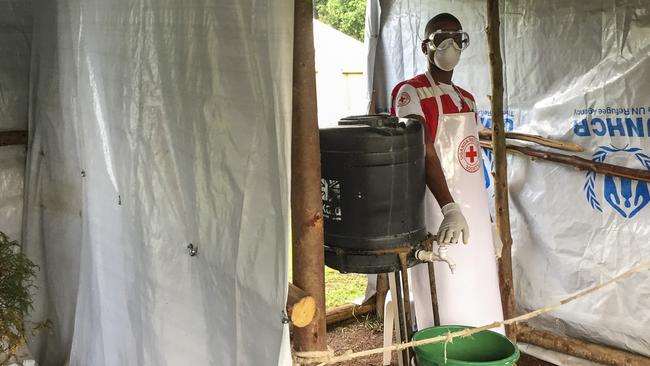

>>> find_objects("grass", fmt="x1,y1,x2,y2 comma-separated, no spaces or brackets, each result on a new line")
288,244,368,309
324,267,367,308
289,262,368,309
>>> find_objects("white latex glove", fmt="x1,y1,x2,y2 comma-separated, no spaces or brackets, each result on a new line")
437,202,470,244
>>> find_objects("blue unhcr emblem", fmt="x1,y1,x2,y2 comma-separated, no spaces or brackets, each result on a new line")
482,148,494,189
479,114,513,190
583,145,650,218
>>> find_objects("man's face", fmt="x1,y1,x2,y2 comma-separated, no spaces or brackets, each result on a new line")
428,20,463,48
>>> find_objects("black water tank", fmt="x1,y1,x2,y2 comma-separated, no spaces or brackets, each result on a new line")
320,115,427,274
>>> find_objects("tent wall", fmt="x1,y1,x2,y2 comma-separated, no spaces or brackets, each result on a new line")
24,1,293,365
369,0,650,357
0,0,31,240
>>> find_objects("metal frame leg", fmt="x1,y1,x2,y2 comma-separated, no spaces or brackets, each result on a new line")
427,262,440,326
394,270,410,365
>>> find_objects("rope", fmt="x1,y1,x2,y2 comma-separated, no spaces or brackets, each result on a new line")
292,348,335,365
293,259,650,365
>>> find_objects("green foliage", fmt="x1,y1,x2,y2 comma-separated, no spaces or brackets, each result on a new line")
0,232,37,360
315,0,366,42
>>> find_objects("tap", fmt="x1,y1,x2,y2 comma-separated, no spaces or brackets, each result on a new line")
415,243,456,274
436,245,456,273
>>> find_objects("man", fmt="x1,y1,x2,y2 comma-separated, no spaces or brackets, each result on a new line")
391,13,504,332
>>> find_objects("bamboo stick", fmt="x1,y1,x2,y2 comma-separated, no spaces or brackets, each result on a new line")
479,128,584,152
480,140,650,183
486,0,517,340
0,130,27,147
518,324,650,366
291,0,327,352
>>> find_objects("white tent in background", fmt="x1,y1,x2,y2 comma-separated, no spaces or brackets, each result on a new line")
313,19,368,128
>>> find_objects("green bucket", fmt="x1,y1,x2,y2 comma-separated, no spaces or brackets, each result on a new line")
412,325,520,366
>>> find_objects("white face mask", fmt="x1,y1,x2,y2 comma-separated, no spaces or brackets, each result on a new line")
428,38,461,71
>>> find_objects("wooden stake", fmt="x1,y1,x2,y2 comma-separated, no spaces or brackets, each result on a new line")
375,273,389,319
0,131,27,147
292,0,327,352
480,140,650,183
287,283,317,328
479,128,584,152
518,324,650,366
486,0,517,340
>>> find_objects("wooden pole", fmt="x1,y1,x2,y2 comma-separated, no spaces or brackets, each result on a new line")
486,0,517,340
518,324,650,366
479,128,584,152
480,140,650,183
326,303,375,326
291,0,327,352
375,273,388,319
0,131,27,147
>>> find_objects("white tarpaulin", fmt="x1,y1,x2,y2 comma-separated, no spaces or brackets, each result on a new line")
369,0,650,357
0,0,30,240
22,1,293,365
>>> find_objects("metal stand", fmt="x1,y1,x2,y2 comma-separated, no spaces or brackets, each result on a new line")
399,252,417,366
427,262,441,326
384,236,443,366
390,251,417,366
335,235,443,366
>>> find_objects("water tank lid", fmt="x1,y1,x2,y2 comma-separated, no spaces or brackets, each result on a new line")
320,114,423,153
338,114,399,127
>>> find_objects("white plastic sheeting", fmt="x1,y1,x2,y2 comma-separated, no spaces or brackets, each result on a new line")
24,1,293,365
0,146,25,239
369,0,650,357
0,0,31,240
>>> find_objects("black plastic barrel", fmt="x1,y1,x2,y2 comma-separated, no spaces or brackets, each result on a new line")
320,115,427,273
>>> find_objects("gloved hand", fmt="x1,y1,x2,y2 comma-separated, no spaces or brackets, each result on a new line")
437,202,469,244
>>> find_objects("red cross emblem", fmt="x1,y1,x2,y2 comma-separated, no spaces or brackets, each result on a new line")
457,136,480,173
397,92,411,107
465,145,478,163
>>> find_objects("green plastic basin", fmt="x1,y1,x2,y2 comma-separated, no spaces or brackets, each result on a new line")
413,325,520,366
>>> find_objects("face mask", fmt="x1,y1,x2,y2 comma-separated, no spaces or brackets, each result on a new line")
428,38,462,71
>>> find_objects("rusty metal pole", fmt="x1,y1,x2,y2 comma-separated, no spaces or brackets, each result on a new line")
291,0,328,353
486,0,517,340
427,263,440,326
398,253,414,365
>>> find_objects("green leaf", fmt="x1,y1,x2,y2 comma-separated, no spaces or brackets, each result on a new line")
0,232,38,358
315,0,366,42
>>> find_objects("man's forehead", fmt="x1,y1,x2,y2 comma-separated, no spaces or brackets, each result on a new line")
429,20,462,34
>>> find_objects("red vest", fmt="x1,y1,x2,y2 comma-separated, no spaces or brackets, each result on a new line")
390,74,476,141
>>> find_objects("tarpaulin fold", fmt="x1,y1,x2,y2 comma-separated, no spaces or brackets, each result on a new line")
22,1,294,365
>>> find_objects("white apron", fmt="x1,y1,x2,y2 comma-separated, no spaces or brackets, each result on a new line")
410,79,505,334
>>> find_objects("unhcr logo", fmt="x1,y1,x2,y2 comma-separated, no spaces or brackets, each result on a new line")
584,145,650,218
479,109,515,189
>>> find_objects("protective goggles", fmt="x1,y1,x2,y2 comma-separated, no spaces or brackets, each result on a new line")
426,30,470,51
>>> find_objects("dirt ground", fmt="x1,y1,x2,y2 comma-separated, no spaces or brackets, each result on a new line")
327,316,397,366
326,317,556,366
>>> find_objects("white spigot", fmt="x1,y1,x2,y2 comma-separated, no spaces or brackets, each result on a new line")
436,245,456,274
415,243,456,274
